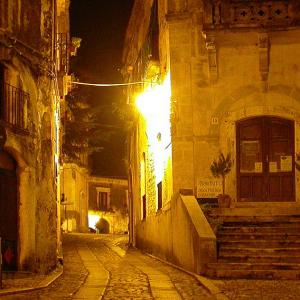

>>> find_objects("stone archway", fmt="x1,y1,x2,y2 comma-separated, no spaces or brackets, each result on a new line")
213,86,300,203
0,150,18,271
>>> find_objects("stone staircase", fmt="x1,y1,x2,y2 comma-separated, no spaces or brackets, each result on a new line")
205,215,300,279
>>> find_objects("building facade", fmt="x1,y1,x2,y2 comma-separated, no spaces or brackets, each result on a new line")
0,0,70,273
60,163,89,233
123,0,300,275
88,176,129,234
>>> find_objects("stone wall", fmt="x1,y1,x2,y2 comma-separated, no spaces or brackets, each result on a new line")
192,21,300,205
136,194,216,274
166,0,300,205
60,163,89,232
3,58,58,273
123,0,300,273
88,177,129,234
0,0,70,273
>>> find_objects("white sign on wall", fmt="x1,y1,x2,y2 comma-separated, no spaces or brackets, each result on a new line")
197,179,222,198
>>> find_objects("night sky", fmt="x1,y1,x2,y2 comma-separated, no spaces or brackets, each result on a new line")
70,0,134,177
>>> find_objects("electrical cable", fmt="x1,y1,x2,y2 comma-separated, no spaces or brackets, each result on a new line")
71,81,151,87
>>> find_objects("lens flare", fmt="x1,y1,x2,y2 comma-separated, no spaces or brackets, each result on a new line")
136,73,172,183
88,211,101,229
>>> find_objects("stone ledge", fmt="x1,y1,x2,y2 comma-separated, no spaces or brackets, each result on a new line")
0,265,63,296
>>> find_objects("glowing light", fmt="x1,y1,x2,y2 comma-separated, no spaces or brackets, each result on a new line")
136,73,172,183
88,211,101,229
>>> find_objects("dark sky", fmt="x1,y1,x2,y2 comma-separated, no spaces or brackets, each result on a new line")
70,0,134,177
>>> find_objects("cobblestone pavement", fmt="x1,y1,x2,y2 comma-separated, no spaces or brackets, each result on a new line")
211,279,300,300
3,234,300,299
0,234,88,299
75,234,214,299
0,233,215,299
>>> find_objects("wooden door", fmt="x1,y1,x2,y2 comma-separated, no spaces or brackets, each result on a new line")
0,167,18,270
237,117,294,202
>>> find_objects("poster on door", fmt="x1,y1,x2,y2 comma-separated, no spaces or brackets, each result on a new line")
269,161,277,173
280,156,292,172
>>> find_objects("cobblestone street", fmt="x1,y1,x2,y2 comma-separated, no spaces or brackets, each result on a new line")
0,233,214,299
3,233,300,299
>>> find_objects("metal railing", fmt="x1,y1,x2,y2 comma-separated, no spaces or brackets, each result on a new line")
1,82,29,130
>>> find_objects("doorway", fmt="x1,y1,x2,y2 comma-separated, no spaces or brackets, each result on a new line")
0,151,18,270
237,117,295,202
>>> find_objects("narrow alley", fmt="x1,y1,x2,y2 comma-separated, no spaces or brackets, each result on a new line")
0,234,214,300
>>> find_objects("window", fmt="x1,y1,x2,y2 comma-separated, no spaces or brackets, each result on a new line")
97,192,109,211
157,181,162,210
142,195,146,220
0,64,29,130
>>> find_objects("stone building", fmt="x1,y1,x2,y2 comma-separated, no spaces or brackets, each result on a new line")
123,0,300,278
88,176,128,234
60,163,89,233
0,0,70,273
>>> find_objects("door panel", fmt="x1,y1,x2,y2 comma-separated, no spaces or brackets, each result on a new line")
0,168,18,270
282,176,294,198
240,176,251,198
237,118,264,201
253,176,264,199
237,117,294,202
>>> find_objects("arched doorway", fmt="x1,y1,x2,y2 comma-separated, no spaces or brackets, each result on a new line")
0,151,18,270
237,117,295,202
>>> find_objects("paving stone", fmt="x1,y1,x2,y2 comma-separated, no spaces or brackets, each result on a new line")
0,233,214,299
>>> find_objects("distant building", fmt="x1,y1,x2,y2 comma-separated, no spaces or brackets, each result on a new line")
123,0,300,278
88,176,128,234
60,163,89,233
0,0,71,273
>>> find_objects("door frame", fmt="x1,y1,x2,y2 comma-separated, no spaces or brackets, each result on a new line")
236,116,295,202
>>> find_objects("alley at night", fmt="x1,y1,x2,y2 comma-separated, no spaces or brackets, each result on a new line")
2,0,300,299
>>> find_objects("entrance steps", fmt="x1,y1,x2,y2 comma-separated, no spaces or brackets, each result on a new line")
205,213,300,279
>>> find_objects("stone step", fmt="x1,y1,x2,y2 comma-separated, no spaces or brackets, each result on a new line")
219,239,300,248
217,232,300,241
218,254,300,263
222,217,300,226
211,214,300,279
219,215,300,224
219,246,300,257
205,266,300,280
206,262,300,271
219,226,300,234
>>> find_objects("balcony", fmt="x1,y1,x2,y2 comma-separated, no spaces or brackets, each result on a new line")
0,82,29,132
204,1,300,30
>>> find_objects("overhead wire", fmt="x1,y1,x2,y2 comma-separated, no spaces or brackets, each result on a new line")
70,81,150,87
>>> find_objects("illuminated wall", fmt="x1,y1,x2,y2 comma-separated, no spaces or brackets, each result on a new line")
136,73,173,217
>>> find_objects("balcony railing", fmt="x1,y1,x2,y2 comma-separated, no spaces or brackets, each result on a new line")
0,82,29,131
204,1,300,29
